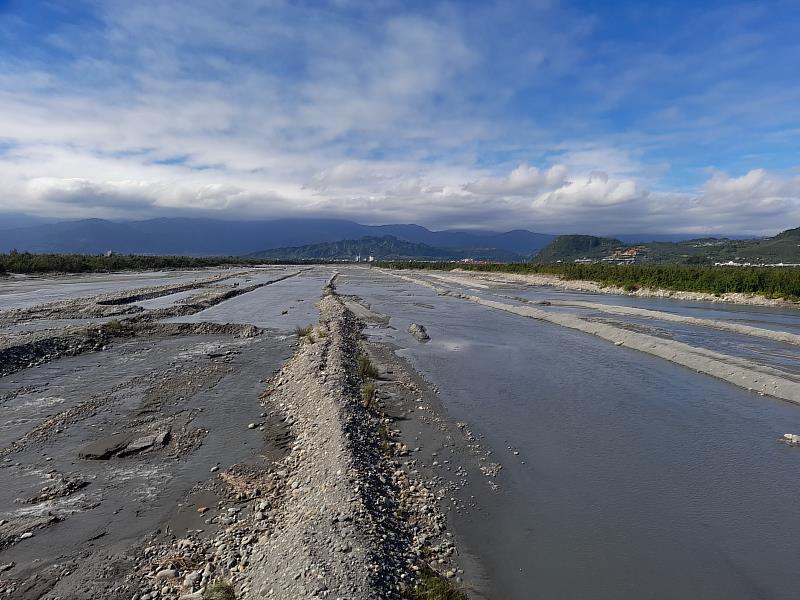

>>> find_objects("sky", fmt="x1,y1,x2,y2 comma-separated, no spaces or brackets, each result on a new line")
0,0,798,235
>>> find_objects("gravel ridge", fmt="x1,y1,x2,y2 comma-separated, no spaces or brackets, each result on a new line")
242,290,412,599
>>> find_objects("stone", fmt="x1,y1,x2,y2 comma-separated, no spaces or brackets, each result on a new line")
407,323,430,342
155,568,178,580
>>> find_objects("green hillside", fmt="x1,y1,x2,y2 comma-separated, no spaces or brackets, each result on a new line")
533,235,624,263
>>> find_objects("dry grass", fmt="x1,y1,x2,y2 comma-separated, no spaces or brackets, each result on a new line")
361,381,377,409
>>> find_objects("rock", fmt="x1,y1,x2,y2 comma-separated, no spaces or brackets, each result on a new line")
210,466,220,473
783,433,800,445
119,430,170,456
0,562,14,572
78,432,135,460
19,532,34,540
407,323,430,342
248,423,257,429
155,568,178,580
197,506,209,514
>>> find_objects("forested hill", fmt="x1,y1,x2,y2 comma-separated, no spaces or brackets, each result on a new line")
532,228,800,265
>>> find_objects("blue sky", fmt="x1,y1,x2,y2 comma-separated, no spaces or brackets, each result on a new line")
0,0,798,234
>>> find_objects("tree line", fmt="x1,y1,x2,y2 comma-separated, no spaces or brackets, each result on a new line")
0,252,288,274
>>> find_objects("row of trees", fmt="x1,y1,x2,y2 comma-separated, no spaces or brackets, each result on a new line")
376,261,800,300
0,252,267,274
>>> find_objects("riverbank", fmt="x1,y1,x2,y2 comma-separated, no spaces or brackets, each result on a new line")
450,269,800,308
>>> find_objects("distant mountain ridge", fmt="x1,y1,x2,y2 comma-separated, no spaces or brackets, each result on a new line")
0,217,552,256
248,235,524,261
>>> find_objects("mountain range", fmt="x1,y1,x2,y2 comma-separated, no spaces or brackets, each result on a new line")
0,217,552,256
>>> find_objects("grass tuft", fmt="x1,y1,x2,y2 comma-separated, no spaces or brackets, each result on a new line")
358,354,379,380
203,579,236,600
294,324,313,337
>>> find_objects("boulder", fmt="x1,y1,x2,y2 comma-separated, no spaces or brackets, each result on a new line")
407,323,430,342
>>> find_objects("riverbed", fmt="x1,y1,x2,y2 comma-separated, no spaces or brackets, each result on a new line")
3,265,800,599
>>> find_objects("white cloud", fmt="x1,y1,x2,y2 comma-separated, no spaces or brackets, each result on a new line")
465,165,567,196
0,1,797,236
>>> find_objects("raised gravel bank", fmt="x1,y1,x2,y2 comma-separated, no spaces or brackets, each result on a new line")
240,288,462,599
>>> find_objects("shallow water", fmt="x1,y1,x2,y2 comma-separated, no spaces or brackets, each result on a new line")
339,268,800,600
0,270,238,311
167,269,335,332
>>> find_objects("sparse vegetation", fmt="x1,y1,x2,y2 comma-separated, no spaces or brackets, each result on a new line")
378,261,800,300
358,354,380,380
404,565,467,600
102,319,124,334
294,324,313,338
361,381,377,409
377,420,391,452
203,579,236,600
